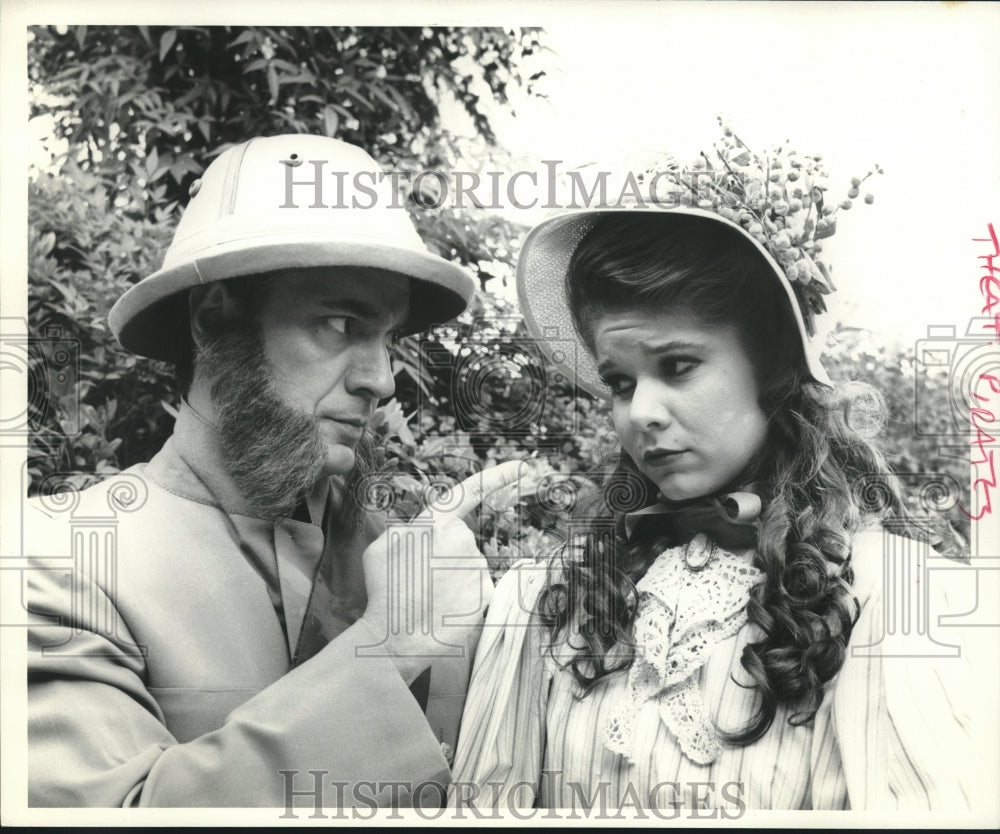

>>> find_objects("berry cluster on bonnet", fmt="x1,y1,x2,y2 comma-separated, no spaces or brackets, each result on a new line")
638,117,880,338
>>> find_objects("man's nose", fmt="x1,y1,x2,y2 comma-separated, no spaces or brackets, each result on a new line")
346,341,396,400
628,377,673,431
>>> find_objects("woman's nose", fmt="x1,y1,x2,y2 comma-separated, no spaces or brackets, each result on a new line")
628,377,673,431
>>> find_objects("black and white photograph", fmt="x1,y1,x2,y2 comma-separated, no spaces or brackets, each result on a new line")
2,0,998,827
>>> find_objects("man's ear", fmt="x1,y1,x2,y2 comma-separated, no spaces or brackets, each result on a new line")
189,283,234,349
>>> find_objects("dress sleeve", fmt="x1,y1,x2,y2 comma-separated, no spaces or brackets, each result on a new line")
448,559,553,809
810,530,976,811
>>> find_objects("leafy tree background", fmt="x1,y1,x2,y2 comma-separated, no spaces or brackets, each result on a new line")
27,24,970,567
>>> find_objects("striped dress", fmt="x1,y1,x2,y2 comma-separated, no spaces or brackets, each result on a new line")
450,528,974,811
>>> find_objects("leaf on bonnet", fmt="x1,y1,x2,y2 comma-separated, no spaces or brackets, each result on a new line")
814,218,837,240
815,259,837,291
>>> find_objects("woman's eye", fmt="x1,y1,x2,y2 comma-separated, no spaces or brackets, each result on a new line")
661,358,698,378
599,374,634,397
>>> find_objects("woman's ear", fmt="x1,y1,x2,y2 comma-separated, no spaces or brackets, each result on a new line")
189,283,231,349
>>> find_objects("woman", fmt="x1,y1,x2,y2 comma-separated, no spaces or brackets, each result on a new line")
450,207,973,811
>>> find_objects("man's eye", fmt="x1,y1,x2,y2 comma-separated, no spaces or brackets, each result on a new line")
323,316,351,334
386,330,401,350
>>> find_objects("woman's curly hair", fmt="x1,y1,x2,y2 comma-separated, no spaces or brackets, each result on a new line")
537,213,916,743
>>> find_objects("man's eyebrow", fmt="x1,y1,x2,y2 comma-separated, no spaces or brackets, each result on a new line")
318,298,378,317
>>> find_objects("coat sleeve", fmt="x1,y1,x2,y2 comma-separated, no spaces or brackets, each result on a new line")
448,559,553,809
27,541,450,808
809,530,978,811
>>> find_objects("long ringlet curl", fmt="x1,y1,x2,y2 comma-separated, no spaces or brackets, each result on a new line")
536,213,919,740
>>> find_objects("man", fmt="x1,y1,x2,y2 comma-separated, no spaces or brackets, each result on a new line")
26,134,517,808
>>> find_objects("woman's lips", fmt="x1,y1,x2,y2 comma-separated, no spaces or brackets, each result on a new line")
642,449,687,467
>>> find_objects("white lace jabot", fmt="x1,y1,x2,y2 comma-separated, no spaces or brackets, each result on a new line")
603,533,764,765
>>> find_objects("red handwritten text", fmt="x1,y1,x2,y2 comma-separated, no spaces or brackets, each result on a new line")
962,223,1000,519
964,372,999,520
974,222,1000,340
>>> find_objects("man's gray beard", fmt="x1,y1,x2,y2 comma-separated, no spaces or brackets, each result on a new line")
195,321,374,530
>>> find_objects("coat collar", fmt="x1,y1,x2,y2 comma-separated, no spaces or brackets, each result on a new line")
143,400,367,660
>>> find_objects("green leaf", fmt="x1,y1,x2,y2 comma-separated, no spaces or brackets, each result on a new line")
369,87,397,110
172,81,208,110
342,86,374,111
242,58,269,74
159,29,177,63
321,104,339,137
267,64,279,104
80,403,101,430
228,29,257,48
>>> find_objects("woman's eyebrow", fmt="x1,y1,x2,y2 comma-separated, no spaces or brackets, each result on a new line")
641,339,704,354
597,339,703,360
596,340,705,375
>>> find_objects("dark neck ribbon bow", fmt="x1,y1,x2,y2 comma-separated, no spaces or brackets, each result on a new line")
623,491,762,550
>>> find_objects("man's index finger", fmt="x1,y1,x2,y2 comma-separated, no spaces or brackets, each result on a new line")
445,460,528,519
